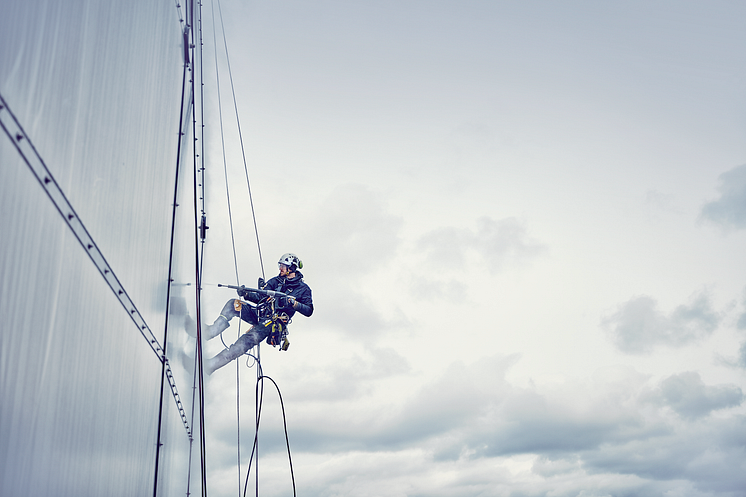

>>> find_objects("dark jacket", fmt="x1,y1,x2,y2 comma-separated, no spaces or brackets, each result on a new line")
248,271,313,321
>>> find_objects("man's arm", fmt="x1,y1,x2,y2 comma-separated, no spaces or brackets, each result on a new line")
291,285,313,317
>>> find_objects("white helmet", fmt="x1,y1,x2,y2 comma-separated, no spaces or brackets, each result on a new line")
278,253,302,272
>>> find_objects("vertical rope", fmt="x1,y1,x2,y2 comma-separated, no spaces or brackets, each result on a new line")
210,0,240,286
184,1,209,494
152,25,193,497
215,0,265,281
195,1,210,494
207,1,244,493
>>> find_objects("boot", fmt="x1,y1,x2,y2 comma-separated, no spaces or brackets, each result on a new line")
204,338,248,375
204,326,260,375
200,299,240,340
202,315,230,340
205,348,233,375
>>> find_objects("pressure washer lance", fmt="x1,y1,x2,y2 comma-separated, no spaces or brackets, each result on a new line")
217,283,292,351
217,283,294,303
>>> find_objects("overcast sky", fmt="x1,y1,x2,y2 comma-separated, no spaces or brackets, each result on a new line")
4,1,745,496
181,1,746,496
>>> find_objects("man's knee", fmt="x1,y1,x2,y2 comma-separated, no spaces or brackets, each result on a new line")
231,330,259,355
219,299,240,320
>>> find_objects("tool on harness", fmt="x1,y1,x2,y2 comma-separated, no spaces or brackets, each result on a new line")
252,308,290,351
265,315,290,351
218,283,293,351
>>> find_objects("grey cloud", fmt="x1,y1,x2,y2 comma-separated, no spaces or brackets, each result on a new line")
313,284,394,338
531,455,582,477
738,313,746,330
476,217,547,268
737,287,746,330
602,292,720,354
409,276,469,303
581,417,746,493
366,357,659,459
644,189,680,214
417,216,546,274
304,183,403,276
283,354,746,495
283,346,411,403
700,164,746,231
465,389,669,460
296,184,407,339
738,341,746,369
386,356,520,450
206,346,414,457
283,355,520,454
713,341,746,371
417,226,472,270
642,371,743,419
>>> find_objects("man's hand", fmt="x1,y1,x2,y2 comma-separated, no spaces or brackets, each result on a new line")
237,285,250,299
277,295,296,308
257,277,265,289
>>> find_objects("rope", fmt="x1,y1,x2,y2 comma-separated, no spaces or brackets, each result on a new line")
215,0,266,281
206,2,297,496
154,22,196,495
241,354,297,497
260,375,297,497
180,1,207,495
210,0,241,286
186,345,200,497
186,1,210,493
208,1,246,493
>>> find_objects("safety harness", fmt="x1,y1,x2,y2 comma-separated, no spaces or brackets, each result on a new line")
232,297,290,351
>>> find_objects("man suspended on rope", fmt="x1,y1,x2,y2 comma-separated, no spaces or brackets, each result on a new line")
202,253,313,375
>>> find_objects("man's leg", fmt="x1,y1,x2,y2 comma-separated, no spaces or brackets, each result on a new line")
205,324,271,375
203,299,257,339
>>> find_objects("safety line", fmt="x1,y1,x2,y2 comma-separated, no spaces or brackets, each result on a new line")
210,0,241,286
215,0,266,281
243,355,265,497
155,5,201,493
259,375,297,497
241,357,297,497
189,1,210,492
207,3,246,491
0,93,193,440
209,1,252,494
253,350,264,497
210,2,299,496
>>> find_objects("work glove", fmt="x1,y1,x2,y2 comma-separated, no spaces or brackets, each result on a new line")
236,285,250,299
277,295,296,308
257,277,266,289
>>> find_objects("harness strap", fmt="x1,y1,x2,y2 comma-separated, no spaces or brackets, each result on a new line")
234,297,291,351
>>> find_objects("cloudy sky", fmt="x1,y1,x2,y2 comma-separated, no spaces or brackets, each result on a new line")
185,1,746,496
3,1,746,496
